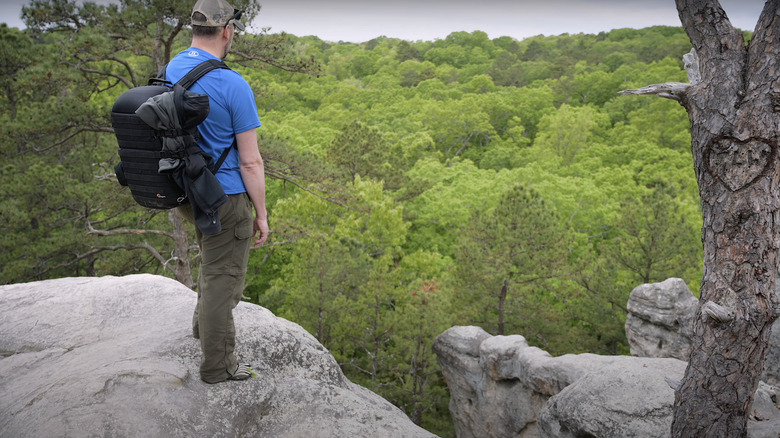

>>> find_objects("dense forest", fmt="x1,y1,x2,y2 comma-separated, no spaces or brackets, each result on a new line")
0,1,717,434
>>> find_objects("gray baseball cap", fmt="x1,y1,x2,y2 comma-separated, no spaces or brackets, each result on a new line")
191,0,245,31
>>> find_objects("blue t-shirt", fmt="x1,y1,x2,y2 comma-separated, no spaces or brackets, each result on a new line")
165,47,261,195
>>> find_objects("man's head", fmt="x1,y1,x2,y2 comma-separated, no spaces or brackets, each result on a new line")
191,0,245,32
190,0,244,58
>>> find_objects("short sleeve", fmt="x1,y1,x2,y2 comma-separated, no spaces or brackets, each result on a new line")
225,72,261,134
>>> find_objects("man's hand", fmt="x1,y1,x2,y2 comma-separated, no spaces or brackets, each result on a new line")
253,216,269,247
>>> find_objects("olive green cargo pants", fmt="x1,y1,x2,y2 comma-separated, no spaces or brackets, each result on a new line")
179,193,253,383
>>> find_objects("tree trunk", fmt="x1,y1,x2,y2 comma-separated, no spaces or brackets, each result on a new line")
622,1,780,435
372,293,380,384
670,1,780,435
498,278,508,335
169,209,194,289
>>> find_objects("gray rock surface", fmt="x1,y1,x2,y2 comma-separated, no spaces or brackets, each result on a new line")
435,325,780,438
625,278,698,360
763,321,780,387
538,364,780,438
434,326,684,438
748,382,780,438
0,274,435,438
537,359,686,437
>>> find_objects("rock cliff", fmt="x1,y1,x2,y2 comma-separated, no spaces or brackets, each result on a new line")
434,278,780,438
0,274,435,438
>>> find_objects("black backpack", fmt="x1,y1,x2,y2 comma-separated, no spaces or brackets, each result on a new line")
111,59,232,210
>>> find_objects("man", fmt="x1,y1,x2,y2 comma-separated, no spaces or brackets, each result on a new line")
167,0,269,383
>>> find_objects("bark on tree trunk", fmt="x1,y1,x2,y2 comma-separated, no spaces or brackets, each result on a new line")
672,1,780,435
169,208,194,289
622,1,780,436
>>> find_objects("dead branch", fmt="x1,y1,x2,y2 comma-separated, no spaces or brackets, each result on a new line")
619,49,699,102
86,222,174,239
617,82,691,102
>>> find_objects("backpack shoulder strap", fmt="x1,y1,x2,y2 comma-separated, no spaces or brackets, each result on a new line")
175,59,234,174
212,138,237,174
147,64,171,86
177,59,230,89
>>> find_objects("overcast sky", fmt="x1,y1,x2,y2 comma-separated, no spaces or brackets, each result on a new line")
0,0,766,43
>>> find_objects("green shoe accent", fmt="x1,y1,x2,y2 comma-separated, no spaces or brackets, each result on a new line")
227,363,253,381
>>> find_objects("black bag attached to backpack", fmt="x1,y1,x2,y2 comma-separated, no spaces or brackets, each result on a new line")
111,59,232,211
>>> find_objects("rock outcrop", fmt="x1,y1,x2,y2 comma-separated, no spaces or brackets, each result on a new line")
434,326,690,437
434,277,780,438
0,274,435,438
625,277,780,386
624,278,698,360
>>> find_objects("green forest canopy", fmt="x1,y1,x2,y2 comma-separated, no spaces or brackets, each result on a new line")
0,7,709,434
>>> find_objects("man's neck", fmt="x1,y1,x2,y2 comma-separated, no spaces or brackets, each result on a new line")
191,38,223,60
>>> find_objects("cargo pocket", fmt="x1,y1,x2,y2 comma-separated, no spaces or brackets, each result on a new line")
230,196,254,272
235,194,253,240
235,217,253,240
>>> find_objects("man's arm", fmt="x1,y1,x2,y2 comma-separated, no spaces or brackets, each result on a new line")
236,128,269,247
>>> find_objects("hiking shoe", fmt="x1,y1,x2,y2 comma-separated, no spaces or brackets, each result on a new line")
227,363,253,381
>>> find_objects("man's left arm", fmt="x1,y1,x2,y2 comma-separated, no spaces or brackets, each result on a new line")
237,128,268,247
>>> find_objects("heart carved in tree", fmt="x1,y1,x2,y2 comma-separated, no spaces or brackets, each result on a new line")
707,136,773,192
